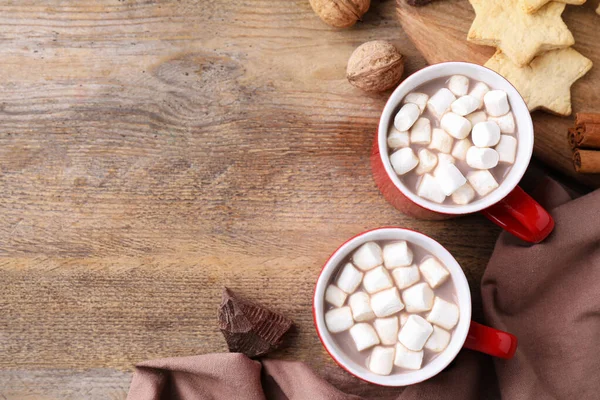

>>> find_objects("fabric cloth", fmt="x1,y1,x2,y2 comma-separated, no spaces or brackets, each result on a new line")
127,179,600,400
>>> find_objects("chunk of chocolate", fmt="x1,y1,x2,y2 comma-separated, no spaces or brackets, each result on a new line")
218,287,293,358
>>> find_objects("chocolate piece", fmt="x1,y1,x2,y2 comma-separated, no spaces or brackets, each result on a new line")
218,287,293,358
406,0,434,6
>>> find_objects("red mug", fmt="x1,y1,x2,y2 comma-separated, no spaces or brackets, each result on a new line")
372,62,554,243
313,227,517,386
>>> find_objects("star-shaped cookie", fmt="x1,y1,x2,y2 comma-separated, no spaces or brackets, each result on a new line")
484,48,592,116
520,0,586,14
468,0,574,67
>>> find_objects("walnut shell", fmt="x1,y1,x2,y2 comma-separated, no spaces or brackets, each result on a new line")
346,40,404,93
309,0,370,28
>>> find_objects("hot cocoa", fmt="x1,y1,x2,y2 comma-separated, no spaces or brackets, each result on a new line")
324,240,459,375
387,75,518,205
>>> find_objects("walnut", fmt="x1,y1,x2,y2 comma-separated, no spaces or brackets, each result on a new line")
346,40,405,93
309,0,370,28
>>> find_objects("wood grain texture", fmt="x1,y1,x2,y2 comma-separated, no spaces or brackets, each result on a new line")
396,0,600,187
0,0,533,398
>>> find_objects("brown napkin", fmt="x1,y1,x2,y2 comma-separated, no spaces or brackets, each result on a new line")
481,179,600,400
127,179,600,400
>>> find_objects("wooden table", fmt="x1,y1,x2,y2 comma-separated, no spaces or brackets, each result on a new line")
0,1,581,398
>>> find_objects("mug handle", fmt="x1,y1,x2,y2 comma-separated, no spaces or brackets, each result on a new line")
481,185,554,244
463,321,518,359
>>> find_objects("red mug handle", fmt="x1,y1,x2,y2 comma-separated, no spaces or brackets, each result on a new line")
481,185,554,243
463,321,518,359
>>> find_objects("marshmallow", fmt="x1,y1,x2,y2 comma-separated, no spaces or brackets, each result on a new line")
495,135,517,164
374,317,399,345
467,170,499,196
472,121,501,147
325,284,347,308
410,117,432,145
427,88,456,119
468,82,490,109
448,75,470,97
437,153,455,168
349,323,380,351
424,326,451,352
399,312,409,327
451,183,476,205
394,103,420,131
353,242,383,271
394,343,423,370
416,173,446,204
466,146,499,170
415,148,438,175
368,346,395,375
391,265,420,289
349,292,376,322
451,138,472,161
451,95,479,116
484,90,510,117
390,148,419,176
419,257,450,289
336,262,363,294
465,110,487,126
398,315,434,351
401,282,434,313
427,297,459,330
429,128,454,154
403,92,429,114
371,287,404,317
325,306,354,333
433,153,456,178
440,112,471,139
363,266,394,294
382,241,413,268
387,128,410,149
434,162,467,196
488,112,515,134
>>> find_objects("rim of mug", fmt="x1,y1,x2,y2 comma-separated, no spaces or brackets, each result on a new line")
378,62,534,215
313,227,472,386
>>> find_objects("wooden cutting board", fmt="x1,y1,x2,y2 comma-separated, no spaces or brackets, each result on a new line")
396,0,600,188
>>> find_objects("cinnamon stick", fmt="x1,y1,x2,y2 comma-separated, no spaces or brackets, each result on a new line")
576,113,600,125
568,113,600,150
573,149,600,174
568,128,577,149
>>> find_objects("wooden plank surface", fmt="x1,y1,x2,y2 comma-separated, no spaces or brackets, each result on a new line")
0,0,539,398
397,0,600,188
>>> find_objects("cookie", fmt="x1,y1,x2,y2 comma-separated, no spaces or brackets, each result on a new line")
468,0,574,67
520,0,586,14
484,49,592,116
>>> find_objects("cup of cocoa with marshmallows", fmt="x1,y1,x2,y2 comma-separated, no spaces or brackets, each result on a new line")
313,227,517,386
371,62,554,243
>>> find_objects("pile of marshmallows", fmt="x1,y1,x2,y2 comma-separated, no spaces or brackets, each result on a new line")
389,75,518,204
325,241,459,375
